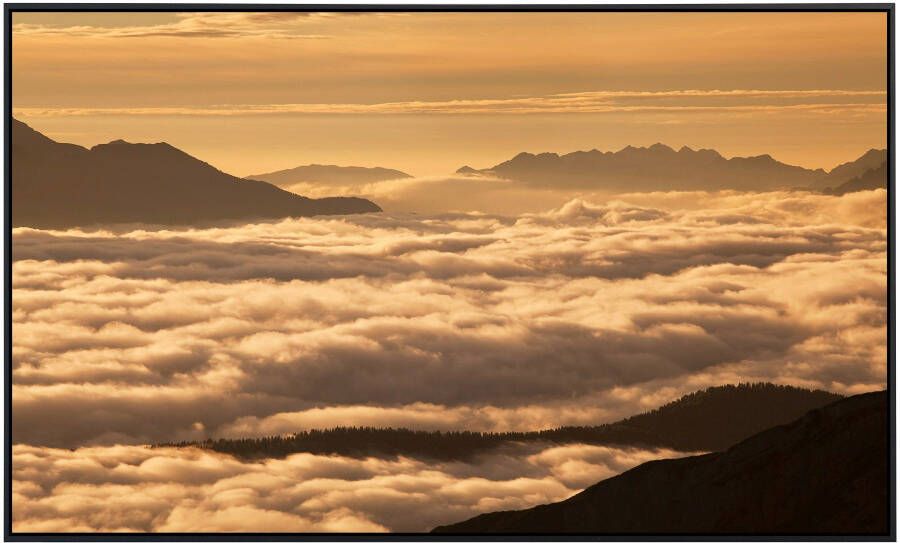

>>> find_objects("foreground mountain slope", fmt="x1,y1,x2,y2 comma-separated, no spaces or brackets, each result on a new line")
167,383,841,461
249,164,411,187
12,119,381,228
433,391,887,534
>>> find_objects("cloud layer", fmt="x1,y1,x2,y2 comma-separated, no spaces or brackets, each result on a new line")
12,190,887,449
12,443,688,532
10,189,887,532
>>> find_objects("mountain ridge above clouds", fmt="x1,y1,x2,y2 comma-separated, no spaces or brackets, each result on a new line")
11,119,381,229
824,161,888,195
249,164,412,187
459,143,887,193
817,148,888,189
166,383,841,463
433,390,888,534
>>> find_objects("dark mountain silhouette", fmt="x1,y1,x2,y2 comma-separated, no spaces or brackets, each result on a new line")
162,427,523,462
465,145,890,193
165,383,840,462
248,164,411,187
815,148,888,189
823,161,887,195
455,165,483,176
548,382,842,452
12,119,381,228
433,390,888,534
464,143,828,191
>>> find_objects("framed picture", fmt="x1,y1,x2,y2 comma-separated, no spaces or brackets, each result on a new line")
5,3,894,540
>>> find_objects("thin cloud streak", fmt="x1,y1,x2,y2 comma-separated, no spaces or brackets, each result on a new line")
13,89,886,117
12,12,364,39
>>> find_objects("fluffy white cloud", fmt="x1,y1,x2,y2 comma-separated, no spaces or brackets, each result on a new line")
12,443,688,532
10,189,886,533
12,190,886,447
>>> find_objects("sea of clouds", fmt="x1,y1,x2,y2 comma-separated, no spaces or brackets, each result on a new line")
12,443,689,532
11,189,887,531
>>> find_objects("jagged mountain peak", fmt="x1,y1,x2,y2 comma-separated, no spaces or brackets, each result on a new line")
464,143,825,191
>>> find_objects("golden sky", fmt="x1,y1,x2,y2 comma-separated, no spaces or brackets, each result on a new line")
12,11,888,176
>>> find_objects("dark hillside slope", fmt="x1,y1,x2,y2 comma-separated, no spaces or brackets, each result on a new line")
562,382,842,451
433,391,888,534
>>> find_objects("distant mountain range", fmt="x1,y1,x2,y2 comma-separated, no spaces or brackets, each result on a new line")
11,119,381,228
166,383,840,462
459,144,887,193
824,161,888,195
815,148,887,190
14,117,887,229
433,390,888,534
249,164,411,187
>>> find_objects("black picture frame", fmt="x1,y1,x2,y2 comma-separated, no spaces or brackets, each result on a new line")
3,4,895,541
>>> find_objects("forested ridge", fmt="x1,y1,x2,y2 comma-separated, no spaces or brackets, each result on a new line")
161,383,841,461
